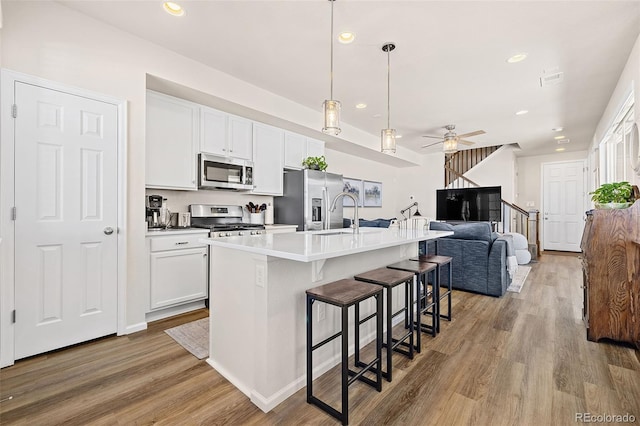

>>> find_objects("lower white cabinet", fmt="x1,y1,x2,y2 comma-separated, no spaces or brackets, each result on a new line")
148,233,208,311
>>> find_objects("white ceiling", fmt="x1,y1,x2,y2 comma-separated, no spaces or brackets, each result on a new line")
59,0,640,157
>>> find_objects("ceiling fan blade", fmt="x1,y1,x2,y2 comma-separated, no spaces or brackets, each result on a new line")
421,141,443,149
421,135,442,139
456,130,485,139
458,139,476,146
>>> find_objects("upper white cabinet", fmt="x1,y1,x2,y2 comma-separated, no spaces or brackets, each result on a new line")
283,133,326,170
146,91,199,191
284,132,306,169
199,106,228,157
228,115,253,161
200,107,253,161
253,123,284,195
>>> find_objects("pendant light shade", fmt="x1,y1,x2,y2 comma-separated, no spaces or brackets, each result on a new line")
443,136,458,154
381,43,396,154
322,0,341,135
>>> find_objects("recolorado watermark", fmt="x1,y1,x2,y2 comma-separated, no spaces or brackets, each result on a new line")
576,413,636,423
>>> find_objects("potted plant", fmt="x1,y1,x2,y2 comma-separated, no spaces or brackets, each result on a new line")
589,181,636,209
302,155,328,171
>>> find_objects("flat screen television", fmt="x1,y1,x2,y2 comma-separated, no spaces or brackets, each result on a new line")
436,186,502,222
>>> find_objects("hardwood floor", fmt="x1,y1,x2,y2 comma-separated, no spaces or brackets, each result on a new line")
1,253,639,425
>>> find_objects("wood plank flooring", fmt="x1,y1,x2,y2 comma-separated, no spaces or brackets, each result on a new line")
1,253,639,425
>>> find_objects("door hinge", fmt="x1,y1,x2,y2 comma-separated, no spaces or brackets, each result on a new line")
11,310,16,324
11,104,17,118
11,207,16,221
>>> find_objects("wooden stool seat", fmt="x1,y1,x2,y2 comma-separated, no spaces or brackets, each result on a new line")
306,279,383,307
387,259,437,274
354,267,417,381
411,254,453,265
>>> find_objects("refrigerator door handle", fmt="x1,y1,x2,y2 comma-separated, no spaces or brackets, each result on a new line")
322,186,328,230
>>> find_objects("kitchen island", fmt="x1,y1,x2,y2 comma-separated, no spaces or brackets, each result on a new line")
204,227,452,412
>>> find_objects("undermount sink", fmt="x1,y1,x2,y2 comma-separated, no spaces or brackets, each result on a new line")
315,231,354,236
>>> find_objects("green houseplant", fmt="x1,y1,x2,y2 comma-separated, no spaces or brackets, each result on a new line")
589,181,635,209
302,155,328,171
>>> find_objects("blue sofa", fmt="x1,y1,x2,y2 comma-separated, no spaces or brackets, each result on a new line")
422,222,511,297
343,218,394,228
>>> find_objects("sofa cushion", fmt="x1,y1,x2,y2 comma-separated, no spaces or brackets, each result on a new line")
430,221,493,242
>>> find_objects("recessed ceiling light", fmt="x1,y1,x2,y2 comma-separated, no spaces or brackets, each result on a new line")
555,147,566,152
507,53,528,63
163,1,185,16
554,135,566,140
515,110,529,116
552,127,564,132
338,32,355,44
372,113,382,118
355,103,367,109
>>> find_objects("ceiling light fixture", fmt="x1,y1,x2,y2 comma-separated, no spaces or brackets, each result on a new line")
381,42,396,154
338,32,355,44
322,0,341,136
507,53,528,63
552,127,564,132
163,1,185,16
355,103,367,109
556,147,566,152
554,135,566,140
442,135,458,154
515,110,529,116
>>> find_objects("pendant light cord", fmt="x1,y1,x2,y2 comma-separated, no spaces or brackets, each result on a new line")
386,47,391,129
330,0,334,100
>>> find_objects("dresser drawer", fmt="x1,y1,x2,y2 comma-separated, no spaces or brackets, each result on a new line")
150,234,208,252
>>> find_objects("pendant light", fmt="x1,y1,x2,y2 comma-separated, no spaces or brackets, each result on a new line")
322,0,341,135
381,43,396,153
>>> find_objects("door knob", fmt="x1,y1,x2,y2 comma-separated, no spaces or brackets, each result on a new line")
104,227,114,235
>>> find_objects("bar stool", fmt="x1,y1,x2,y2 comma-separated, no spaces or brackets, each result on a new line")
412,254,453,330
387,260,438,338
306,279,383,425
353,267,417,382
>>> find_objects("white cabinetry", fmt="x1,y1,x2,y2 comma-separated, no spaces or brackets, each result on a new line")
146,91,199,190
200,107,253,161
283,133,325,170
253,123,284,195
148,232,209,311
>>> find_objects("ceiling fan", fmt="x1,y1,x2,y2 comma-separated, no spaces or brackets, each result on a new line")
421,124,486,153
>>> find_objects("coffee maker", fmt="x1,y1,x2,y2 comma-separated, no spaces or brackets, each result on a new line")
146,195,164,229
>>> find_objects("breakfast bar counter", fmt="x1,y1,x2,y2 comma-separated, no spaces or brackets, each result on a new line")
203,228,452,412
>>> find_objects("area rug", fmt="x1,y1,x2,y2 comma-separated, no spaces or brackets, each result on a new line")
507,265,531,293
164,317,209,359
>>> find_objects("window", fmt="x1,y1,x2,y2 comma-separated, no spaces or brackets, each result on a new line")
598,93,634,184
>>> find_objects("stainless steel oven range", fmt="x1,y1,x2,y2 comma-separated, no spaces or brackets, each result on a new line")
189,204,265,238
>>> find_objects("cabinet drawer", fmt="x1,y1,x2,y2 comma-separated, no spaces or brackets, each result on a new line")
150,234,208,252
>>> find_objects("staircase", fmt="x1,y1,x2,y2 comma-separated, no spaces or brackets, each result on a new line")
444,147,540,257
445,146,500,187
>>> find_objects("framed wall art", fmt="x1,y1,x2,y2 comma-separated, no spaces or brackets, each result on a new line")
342,178,363,207
363,180,382,207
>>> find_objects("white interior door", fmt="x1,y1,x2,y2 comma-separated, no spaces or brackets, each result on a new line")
542,160,586,252
14,82,118,359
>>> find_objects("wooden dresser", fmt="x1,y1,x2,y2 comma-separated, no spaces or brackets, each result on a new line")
580,199,640,348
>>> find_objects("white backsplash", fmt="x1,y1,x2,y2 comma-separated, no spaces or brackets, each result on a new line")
145,189,275,224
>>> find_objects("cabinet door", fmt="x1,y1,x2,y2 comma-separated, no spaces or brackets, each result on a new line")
306,138,325,158
253,123,284,195
200,106,228,156
146,91,199,190
284,132,306,169
150,247,208,310
228,115,253,161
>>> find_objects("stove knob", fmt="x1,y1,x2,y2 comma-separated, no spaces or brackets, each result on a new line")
218,232,225,237
250,230,257,235
238,231,244,236
225,232,232,237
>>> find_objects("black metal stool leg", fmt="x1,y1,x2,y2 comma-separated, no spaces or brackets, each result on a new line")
341,304,349,425
306,296,314,402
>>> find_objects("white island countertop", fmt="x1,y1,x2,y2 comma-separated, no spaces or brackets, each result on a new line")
204,228,453,262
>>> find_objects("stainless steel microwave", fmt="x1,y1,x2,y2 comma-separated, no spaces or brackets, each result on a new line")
198,154,254,190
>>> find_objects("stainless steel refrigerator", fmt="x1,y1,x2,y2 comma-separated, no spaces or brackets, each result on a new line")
274,169,344,231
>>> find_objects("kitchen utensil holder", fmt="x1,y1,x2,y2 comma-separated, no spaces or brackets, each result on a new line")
250,212,265,225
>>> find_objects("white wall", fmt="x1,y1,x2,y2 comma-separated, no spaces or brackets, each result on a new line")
517,150,589,210
0,1,429,328
463,145,517,203
591,33,640,188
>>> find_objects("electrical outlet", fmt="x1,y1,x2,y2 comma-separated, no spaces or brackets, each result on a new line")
255,264,265,288
317,303,326,321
